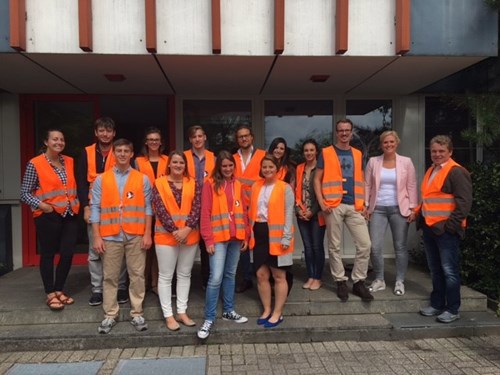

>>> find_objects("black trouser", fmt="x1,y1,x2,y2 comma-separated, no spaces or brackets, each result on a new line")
34,212,78,294
199,238,210,286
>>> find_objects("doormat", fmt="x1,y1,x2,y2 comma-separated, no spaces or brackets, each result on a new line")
6,361,103,375
113,357,206,375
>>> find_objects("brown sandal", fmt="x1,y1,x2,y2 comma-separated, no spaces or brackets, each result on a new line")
55,292,75,305
46,294,64,311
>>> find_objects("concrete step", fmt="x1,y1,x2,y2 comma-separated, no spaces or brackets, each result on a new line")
1,311,499,352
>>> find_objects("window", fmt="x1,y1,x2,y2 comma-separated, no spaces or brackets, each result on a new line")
264,100,333,162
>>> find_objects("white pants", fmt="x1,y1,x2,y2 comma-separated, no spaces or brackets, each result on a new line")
156,243,198,317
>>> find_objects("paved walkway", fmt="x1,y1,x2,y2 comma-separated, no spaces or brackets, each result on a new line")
2,336,500,374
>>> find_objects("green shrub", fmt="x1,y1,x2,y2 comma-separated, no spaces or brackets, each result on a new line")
460,161,500,301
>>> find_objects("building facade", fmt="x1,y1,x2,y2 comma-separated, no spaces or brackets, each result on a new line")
0,0,497,272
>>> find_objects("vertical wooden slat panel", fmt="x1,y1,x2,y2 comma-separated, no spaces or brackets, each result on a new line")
78,0,93,52
9,0,26,51
274,0,284,54
335,0,348,54
145,0,157,53
396,0,411,55
211,0,221,54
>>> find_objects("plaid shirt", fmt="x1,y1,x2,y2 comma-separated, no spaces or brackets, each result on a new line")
20,153,74,217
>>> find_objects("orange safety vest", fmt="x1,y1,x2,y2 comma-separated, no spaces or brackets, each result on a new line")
99,169,146,237
421,159,467,228
184,150,215,182
154,177,200,246
276,165,288,181
135,155,169,186
248,179,294,256
85,143,115,184
233,148,266,206
295,162,325,226
209,178,246,242
320,146,364,211
31,154,80,218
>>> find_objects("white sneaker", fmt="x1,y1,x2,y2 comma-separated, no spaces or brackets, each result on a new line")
197,320,213,339
98,317,116,334
368,279,386,292
222,310,248,323
130,316,148,331
394,281,405,296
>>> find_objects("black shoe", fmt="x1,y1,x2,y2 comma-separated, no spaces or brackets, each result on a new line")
352,281,374,302
117,289,129,304
236,279,253,293
89,292,103,306
336,281,349,302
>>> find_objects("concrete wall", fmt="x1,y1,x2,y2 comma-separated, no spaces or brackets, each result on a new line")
21,0,496,56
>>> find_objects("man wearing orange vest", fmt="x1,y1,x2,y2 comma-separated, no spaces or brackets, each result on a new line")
91,138,153,334
184,125,215,289
233,125,266,293
314,119,373,302
418,135,472,323
77,117,128,307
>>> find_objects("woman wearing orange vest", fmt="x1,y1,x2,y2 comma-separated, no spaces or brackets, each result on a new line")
249,154,294,328
152,151,201,331
295,139,326,291
418,135,472,323
135,127,168,295
268,137,296,189
197,151,250,339
21,129,80,311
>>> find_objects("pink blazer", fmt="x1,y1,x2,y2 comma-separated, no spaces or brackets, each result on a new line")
364,153,418,217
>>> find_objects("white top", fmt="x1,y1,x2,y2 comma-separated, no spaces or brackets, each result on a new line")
257,182,275,221
376,167,398,207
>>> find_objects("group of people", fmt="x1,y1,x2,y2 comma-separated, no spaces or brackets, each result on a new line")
20,116,472,339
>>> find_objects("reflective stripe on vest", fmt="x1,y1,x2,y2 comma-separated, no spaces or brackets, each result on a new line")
421,159,467,228
209,179,246,242
99,169,146,237
31,154,80,218
233,149,266,207
248,179,294,256
320,146,365,211
154,176,200,246
85,143,115,200
135,155,168,186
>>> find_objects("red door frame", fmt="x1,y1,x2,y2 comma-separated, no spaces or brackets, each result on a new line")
20,94,100,266
20,94,176,266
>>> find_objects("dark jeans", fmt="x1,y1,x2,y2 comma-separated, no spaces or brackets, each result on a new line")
422,225,461,314
199,238,210,286
34,212,78,294
238,249,254,282
297,216,325,280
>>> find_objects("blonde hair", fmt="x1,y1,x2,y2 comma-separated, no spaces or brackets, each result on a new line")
379,130,400,145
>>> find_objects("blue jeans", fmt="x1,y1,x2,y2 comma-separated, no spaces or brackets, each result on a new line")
297,216,325,280
422,225,461,315
369,205,409,282
204,240,242,322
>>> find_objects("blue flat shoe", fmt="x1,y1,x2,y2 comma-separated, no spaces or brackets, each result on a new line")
264,316,283,328
257,313,272,325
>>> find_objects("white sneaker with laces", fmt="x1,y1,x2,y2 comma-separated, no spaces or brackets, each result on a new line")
222,311,248,323
368,279,386,292
197,320,213,339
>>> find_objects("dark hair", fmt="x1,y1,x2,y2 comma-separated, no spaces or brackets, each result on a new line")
301,138,319,156
235,124,253,137
268,137,296,183
335,118,354,131
94,116,116,131
259,153,280,178
41,128,64,153
113,138,134,152
167,150,189,177
141,127,165,156
211,150,236,194
430,135,453,152
187,125,205,139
